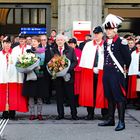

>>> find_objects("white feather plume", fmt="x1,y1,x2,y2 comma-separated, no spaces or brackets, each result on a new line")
103,14,124,28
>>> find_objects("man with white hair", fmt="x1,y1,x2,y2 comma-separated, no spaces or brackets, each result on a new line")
50,34,78,120
98,14,131,131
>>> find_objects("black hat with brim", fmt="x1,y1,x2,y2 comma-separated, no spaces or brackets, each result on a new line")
93,26,103,33
19,35,26,39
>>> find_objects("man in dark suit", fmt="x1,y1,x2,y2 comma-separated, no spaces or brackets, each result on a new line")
98,14,131,131
51,34,78,120
39,35,52,104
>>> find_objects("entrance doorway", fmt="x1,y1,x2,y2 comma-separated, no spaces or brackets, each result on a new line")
0,4,51,36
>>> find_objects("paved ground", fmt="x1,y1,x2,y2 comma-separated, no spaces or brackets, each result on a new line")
0,104,140,140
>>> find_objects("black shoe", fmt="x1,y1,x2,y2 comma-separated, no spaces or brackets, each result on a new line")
98,120,115,126
64,103,69,107
9,110,16,120
72,116,79,120
56,116,64,120
2,111,9,119
85,115,94,120
46,100,51,104
115,121,125,131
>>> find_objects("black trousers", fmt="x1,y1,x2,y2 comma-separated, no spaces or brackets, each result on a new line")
54,77,77,117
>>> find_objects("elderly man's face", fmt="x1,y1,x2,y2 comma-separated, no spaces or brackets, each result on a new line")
56,37,65,47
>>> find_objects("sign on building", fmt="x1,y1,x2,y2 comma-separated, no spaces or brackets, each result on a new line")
73,21,91,41
20,27,47,35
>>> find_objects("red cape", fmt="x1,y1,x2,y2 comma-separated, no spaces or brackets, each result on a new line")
127,75,138,99
79,68,108,108
0,83,28,112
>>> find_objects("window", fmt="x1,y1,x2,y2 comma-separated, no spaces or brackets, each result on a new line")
31,9,37,24
39,9,46,24
23,9,29,24
7,9,13,24
15,9,21,24
7,8,46,25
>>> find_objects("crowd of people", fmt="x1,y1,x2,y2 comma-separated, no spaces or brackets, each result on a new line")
0,14,140,131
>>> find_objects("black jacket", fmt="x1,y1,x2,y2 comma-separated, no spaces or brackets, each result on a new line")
51,43,78,73
104,35,131,70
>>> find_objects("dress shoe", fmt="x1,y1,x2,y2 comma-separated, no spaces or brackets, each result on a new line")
29,115,36,120
56,116,64,120
2,111,9,119
72,116,79,120
98,120,115,126
37,115,43,120
115,121,125,131
85,115,94,120
9,110,16,120
9,116,16,120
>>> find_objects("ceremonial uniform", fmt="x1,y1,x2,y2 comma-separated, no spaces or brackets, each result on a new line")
103,35,131,102
98,14,131,131
0,39,29,119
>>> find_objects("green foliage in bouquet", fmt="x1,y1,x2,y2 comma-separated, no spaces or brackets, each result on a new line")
16,52,38,68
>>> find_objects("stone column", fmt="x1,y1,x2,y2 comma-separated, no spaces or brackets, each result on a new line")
58,0,103,38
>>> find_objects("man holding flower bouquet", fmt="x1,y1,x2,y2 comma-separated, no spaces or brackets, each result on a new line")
49,34,78,120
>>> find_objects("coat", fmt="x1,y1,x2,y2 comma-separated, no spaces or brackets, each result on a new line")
79,40,108,108
22,46,52,98
50,43,78,83
0,46,30,112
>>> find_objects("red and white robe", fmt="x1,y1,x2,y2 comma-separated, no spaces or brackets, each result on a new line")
0,45,30,112
74,48,82,95
79,40,108,108
128,49,140,99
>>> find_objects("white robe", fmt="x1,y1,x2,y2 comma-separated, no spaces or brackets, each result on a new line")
79,40,104,70
10,45,31,83
128,50,140,75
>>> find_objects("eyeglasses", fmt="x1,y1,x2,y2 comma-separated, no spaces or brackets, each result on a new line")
41,39,47,41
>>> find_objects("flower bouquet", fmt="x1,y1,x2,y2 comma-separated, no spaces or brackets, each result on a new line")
16,52,40,73
16,52,40,81
47,54,70,79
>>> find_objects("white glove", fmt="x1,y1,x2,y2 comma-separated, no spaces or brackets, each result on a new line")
35,66,40,70
63,73,71,82
93,67,99,74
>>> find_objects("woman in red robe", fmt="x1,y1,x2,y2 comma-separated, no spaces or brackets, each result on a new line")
68,38,82,106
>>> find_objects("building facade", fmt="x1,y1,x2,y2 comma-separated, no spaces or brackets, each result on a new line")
0,0,140,36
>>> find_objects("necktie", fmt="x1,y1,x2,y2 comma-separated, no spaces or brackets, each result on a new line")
59,47,63,55
139,54,140,72
93,46,99,67
6,53,9,68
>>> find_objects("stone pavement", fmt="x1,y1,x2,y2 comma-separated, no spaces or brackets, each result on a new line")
0,103,140,140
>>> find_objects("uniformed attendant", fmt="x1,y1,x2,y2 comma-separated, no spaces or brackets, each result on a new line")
98,14,131,131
